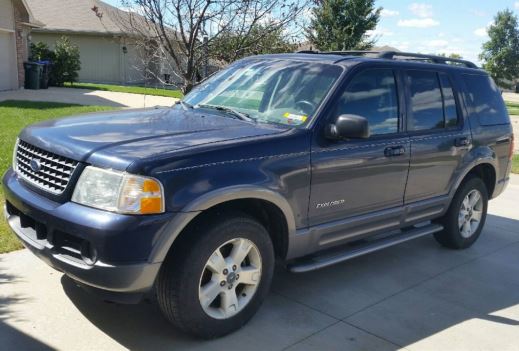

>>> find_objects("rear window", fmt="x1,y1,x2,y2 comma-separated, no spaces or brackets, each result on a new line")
407,71,444,131
462,74,509,126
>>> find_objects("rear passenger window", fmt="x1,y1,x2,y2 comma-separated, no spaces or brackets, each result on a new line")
462,74,509,126
335,69,399,135
439,73,459,127
407,71,444,131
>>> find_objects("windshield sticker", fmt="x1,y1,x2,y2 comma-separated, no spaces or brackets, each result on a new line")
283,112,307,125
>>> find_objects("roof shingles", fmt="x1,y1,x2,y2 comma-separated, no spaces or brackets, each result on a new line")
26,0,131,34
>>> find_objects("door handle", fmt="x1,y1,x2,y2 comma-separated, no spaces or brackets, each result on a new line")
384,146,405,157
455,136,471,147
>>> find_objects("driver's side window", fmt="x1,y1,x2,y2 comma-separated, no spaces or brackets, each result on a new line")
334,69,399,135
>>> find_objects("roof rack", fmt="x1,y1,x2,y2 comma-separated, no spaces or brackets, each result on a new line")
297,50,479,69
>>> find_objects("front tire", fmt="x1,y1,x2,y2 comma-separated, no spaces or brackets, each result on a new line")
434,177,488,249
156,213,275,339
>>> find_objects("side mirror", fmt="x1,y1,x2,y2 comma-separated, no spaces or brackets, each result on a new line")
325,114,370,140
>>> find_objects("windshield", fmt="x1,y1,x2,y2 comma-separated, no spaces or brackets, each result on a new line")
182,59,343,126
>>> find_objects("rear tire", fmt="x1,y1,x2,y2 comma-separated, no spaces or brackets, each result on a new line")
156,212,274,339
434,177,488,249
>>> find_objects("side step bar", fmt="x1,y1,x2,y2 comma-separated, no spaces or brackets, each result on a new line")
288,223,443,273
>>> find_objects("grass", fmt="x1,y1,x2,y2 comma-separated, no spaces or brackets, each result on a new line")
512,155,519,174
63,82,183,99
0,100,116,254
505,101,519,116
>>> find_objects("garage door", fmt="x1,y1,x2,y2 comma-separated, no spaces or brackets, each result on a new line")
0,31,17,91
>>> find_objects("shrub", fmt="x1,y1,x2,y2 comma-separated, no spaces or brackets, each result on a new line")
29,42,54,61
50,36,81,86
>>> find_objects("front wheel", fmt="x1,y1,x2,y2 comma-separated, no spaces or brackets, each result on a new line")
156,213,274,339
434,177,488,249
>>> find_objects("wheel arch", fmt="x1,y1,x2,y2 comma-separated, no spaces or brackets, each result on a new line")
149,186,297,263
452,159,497,200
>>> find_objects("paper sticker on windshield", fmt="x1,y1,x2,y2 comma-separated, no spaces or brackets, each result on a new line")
283,112,307,125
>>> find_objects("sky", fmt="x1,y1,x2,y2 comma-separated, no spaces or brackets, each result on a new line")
369,0,519,64
104,0,519,64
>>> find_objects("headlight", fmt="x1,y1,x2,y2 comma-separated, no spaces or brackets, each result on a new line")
72,166,164,214
12,138,19,172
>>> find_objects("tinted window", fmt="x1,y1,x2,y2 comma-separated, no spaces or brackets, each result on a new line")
462,74,509,126
407,71,444,131
439,73,459,127
335,69,398,135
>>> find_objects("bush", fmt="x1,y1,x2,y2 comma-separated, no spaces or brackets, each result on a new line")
29,42,54,61
29,36,81,86
51,37,81,86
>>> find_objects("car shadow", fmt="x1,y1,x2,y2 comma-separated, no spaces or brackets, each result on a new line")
60,213,519,350
0,259,55,351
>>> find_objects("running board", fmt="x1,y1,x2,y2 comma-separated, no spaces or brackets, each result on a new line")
288,223,443,273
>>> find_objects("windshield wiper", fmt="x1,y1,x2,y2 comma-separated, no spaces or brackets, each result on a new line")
196,104,254,122
175,100,193,110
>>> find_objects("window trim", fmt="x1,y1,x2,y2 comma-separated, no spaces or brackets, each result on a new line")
404,69,463,136
325,66,403,138
438,72,462,130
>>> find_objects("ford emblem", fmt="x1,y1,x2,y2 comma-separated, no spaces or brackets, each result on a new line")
30,158,42,172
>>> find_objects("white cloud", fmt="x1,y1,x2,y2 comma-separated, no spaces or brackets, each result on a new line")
367,28,394,37
409,3,433,18
474,27,488,37
427,39,449,48
381,9,399,17
397,18,439,28
388,40,410,51
515,2,519,10
470,9,486,17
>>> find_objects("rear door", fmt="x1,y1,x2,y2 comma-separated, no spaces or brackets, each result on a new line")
404,70,471,204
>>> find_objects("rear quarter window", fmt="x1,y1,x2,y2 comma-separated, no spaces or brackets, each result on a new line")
461,74,509,126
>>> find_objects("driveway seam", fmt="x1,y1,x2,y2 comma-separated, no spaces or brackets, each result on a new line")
340,320,410,350
271,291,342,321
280,321,342,351
342,239,519,323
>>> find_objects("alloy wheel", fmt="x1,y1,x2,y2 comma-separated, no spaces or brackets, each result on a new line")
198,238,262,319
458,189,484,238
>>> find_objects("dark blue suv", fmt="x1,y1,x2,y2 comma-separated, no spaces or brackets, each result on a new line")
3,51,514,338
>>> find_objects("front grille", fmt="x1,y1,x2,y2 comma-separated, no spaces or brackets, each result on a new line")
16,140,79,194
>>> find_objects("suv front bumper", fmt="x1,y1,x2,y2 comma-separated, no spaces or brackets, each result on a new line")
2,168,174,302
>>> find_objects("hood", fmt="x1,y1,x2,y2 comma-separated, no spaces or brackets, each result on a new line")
20,107,287,170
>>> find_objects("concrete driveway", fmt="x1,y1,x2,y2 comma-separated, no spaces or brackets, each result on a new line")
1,175,519,351
0,87,177,108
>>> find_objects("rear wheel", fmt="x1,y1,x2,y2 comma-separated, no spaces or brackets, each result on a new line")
434,177,488,249
156,213,274,339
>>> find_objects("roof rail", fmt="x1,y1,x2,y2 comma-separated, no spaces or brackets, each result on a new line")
296,50,479,69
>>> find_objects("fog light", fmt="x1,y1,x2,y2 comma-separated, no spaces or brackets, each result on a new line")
80,241,97,266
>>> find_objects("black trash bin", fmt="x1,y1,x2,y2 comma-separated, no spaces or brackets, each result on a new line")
23,62,43,90
37,60,51,89
515,84,519,94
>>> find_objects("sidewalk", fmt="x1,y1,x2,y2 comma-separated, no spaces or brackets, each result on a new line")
0,87,177,109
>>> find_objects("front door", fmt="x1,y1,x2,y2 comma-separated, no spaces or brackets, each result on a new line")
309,67,410,235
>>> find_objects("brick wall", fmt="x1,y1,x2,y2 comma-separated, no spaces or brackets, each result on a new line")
13,4,28,88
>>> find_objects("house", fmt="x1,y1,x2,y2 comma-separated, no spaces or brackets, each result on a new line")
24,0,164,85
0,0,41,90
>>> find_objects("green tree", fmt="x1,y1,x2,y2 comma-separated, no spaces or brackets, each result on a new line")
29,42,54,61
438,53,463,59
306,0,381,51
50,36,81,86
480,9,519,87
210,25,297,64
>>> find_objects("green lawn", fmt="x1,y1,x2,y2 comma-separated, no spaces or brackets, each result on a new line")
512,155,519,174
0,100,116,254
63,82,183,99
506,101,519,116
